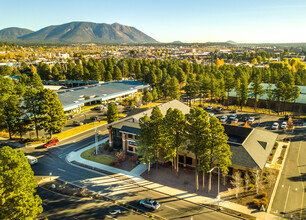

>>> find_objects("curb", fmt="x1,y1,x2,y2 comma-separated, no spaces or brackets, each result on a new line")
267,141,291,213
43,178,165,220
68,159,249,220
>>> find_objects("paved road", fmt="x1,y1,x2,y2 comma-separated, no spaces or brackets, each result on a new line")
270,141,306,219
29,132,240,220
37,187,147,220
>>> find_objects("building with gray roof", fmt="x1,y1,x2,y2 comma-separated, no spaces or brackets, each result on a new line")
107,100,278,171
56,80,150,112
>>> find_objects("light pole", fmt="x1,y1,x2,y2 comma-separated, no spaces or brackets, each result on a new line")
209,166,220,210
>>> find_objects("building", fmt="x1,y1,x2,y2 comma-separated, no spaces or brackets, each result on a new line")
107,100,278,171
56,80,150,113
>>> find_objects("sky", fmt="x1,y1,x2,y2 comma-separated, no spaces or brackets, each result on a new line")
1,0,306,43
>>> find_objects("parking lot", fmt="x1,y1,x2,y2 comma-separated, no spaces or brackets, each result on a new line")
204,106,304,141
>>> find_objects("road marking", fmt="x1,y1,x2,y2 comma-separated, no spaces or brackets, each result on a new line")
57,168,66,172
283,185,290,217
106,215,117,220
164,205,179,211
297,141,305,220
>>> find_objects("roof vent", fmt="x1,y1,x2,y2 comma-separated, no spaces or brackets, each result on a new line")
258,141,267,150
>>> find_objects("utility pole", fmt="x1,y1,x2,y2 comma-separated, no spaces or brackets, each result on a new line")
95,119,98,155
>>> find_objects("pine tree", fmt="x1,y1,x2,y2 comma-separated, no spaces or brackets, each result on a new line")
107,103,118,123
113,66,123,80
0,146,43,219
168,76,181,100
42,89,67,138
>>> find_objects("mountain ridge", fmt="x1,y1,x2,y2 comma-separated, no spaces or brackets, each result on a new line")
0,22,158,43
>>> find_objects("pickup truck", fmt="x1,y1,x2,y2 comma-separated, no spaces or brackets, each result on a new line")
44,139,59,148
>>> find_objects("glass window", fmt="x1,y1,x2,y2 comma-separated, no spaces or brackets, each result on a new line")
128,134,133,139
128,146,134,152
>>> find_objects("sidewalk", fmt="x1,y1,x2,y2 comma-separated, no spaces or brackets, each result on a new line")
66,140,283,220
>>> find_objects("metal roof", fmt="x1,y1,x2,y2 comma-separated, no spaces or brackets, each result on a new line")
56,80,150,110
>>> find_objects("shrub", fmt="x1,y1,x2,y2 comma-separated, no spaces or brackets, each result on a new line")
130,154,138,162
115,162,121,168
107,147,113,152
274,142,279,147
131,163,137,168
260,198,269,209
278,155,284,160
116,151,126,162
249,183,255,190
253,199,260,209
282,145,287,149
110,161,116,166
262,176,268,183
261,191,268,198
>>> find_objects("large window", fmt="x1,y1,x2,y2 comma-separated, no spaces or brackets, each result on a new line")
128,134,133,139
186,157,193,165
128,146,134,152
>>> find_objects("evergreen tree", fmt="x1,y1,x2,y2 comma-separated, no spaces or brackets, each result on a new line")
42,89,67,138
152,87,158,100
186,107,210,191
107,103,118,123
143,89,153,104
0,146,43,219
136,115,155,174
113,66,123,80
250,74,264,110
168,76,181,100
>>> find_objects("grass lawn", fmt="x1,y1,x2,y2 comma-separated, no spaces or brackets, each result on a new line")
81,147,115,165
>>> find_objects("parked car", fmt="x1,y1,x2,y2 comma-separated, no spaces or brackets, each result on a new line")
229,114,237,120
206,105,213,110
216,106,223,112
284,115,290,121
220,115,228,122
209,112,215,117
44,139,59,148
241,115,249,122
139,199,160,210
230,118,239,124
271,122,279,130
66,115,74,120
231,109,238,113
90,116,99,121
281,121,287,129
248,117,255,123
73,121,84,126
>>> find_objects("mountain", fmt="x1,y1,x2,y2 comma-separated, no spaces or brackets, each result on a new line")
226,40,237,44
0,27,33,41
172,41,183,44
14,22,157,43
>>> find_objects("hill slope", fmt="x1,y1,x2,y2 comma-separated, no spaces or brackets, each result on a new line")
17,22,157,43
0,27,33,41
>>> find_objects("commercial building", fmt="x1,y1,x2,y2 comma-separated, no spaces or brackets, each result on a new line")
107,100,278,171
56,80,150,113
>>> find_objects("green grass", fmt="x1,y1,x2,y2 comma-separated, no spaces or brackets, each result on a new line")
81,147,115,165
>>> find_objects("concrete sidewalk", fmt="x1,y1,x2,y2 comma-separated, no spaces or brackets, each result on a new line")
66,140,282,220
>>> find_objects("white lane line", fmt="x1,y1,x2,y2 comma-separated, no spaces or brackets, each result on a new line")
283,185,290,217
57,168,66,172
164,205,179,211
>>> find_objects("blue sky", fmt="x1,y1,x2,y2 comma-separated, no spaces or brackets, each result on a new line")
1,0,306,43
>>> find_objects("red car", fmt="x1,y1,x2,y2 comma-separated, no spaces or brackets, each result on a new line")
44,139,59,148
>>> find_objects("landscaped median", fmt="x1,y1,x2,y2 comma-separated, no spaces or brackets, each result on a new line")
81,147,115,165
54,113,126,141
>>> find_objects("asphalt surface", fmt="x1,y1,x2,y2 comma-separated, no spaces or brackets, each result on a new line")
28,129,241,220
36,186,147,220
270,141,306,219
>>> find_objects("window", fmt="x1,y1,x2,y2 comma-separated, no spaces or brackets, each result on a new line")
128,146,134,152
128,134,133,139
179,155,184,163
186,157,192,165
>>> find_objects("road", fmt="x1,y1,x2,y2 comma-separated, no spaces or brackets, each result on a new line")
37,187,147,220
270,141,306,219
29,129,240,220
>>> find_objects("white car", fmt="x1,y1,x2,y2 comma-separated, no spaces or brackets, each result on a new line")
220,115,228,122
206,105,213,110
281,121,287,129
209,112,215,117
248,117,255,123
272,122,279,130
139,199,160,210
229,114,237,120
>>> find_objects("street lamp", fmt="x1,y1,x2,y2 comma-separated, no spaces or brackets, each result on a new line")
209,166,220,210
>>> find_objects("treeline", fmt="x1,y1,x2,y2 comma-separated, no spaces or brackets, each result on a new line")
0,67,66,140
0,56,305,111
137,105,231,192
